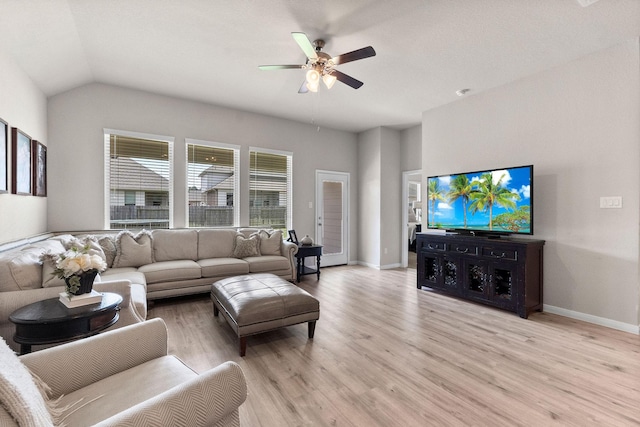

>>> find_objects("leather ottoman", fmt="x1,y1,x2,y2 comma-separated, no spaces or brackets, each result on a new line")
211,273,320,356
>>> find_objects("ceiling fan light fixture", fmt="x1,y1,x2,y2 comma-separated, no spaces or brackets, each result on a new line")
322,73,337,89
306,69,320,84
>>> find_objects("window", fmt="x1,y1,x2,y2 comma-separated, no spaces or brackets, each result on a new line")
104,130,173,229
249,148,292,232
186,139,240,227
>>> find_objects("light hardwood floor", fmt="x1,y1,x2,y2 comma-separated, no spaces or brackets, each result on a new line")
149,265,640,426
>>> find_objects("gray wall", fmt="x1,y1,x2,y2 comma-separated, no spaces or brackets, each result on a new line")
422,40,640,331
400,125,422,173
47,83,360,261
357,127,403,268
0,52,48,244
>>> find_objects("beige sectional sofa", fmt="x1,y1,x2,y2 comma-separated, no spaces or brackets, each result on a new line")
0,227,297,352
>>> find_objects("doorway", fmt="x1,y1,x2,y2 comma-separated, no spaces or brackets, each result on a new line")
402,170,422,268
315,171,349,266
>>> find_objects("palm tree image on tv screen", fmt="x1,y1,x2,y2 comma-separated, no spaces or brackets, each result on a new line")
427,165,533,235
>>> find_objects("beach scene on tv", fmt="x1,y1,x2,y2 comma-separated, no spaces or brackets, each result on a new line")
427,166,532,235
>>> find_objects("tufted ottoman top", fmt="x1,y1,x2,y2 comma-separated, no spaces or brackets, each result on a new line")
212,273,319,328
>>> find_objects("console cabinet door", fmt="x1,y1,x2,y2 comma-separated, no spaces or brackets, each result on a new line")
486,261,518,311
461,259,489,301
418,250,459,293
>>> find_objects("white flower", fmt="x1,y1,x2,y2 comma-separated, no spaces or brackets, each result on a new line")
53,245,107,279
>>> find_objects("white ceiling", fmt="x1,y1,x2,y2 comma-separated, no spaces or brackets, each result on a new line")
0,0,638,133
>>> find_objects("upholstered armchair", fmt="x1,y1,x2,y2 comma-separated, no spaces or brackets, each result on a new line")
0,318,247,426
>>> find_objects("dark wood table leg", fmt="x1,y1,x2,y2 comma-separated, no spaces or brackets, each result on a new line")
239,336,247,357
308,321,316,339
316,255,321,279
297,257,302,283
20,343,31,355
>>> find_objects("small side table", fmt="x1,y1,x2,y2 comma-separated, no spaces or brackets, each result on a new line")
9,292,122,354
295,245,323,283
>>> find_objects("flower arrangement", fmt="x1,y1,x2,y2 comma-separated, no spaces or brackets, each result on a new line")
48,244,108,295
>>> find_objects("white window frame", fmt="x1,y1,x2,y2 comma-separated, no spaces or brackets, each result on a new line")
248,146,293,231
104,129,175,229
185,138,241,228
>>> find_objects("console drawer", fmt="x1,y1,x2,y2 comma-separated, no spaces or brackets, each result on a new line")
448,242,479,256
481,247,518,261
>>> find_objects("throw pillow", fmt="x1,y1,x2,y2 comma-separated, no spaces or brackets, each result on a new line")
233,234,260,258
256,229,282,256
98,235,117,268
0,337,54,426
66,236,107,264
40,252,66,288
113,230,154,268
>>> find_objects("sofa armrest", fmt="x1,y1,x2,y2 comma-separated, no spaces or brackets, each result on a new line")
93,279,132,308
93,361,247,427
20,319,168,398
281,240,299,281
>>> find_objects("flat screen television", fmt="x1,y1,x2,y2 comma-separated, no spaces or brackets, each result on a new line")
426,164,533,236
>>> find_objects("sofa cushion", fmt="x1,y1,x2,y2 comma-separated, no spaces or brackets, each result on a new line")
244,255,291,273
56,355,196,426
113,230,153,268
233,234,260,258
198,258,250,278
197,229,237,259
256,230,282,256
138,260,202,285
152,229,198,262
0,239,66,291
0,337,54,426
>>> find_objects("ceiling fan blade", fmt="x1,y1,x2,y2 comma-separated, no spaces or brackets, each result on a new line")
292,32,318,60
331,46,376,65
298,80,309,94
259,65,304,70
332,70,364,89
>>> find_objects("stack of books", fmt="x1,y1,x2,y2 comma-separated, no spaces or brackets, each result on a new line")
59,290,103,308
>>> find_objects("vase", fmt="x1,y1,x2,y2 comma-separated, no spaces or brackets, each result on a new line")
65,270,98,296
300,234,313,246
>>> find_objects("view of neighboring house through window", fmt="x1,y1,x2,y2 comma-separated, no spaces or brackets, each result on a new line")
104,130,173,229
249,148,292,233
186,139,240,227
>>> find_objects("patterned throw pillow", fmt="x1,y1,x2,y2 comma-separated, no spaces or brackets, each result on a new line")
98,235,117,268
233,234,260,258
113,230,154,268
256,230,282,256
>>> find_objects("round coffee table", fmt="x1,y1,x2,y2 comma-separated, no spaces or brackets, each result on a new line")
9,292,122,354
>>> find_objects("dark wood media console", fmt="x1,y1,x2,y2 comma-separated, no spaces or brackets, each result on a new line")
416,232,544,318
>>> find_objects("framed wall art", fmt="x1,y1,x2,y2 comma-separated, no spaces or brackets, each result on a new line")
11,127,31,195
32,140,46,197
0,118,7,193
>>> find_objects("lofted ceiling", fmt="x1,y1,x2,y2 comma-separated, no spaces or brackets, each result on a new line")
0,0,638,133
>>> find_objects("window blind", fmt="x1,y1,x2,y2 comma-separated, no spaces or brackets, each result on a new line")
249,148,292,232
105,131,173,229
186,141,239,227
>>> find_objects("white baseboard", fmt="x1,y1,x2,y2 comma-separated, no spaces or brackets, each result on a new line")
380,263,401,270
357,261,379,269
544,304,639,335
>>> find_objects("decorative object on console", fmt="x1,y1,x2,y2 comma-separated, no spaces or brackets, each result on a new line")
300,234,314,246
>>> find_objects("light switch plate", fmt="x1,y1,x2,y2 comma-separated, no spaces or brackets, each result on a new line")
600,196,622,209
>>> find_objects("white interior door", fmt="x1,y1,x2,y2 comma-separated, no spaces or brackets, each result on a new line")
316,171,349,266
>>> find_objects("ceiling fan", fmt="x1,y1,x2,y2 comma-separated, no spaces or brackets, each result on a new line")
259,32,376,93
